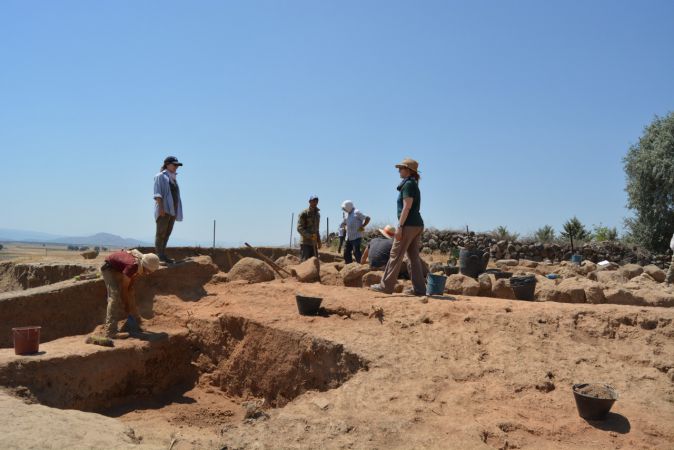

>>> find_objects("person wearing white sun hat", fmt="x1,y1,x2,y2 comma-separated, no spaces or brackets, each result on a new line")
341,200,370,264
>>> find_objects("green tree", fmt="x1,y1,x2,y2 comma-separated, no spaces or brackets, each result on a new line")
561,217,590,253
534,225,555,243
593,224,618,242
623,112,674,252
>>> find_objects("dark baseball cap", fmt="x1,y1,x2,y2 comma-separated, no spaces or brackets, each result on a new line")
164,156,183,166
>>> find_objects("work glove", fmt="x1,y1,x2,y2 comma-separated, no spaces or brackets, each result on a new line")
358,226,365,232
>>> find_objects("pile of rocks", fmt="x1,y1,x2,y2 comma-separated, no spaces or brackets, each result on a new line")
363,229,671,269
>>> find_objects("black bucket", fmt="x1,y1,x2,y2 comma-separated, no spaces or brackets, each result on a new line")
444,265,460,276
572,383,618,420
485,269,513,279
509,275,536,300
296,295,323,316
459,249,490,278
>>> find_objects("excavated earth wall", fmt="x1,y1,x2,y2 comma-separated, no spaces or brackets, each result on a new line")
0,256,217,348
0,261,91,293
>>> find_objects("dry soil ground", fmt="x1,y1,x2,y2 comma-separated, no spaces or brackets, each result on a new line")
1,250,673,449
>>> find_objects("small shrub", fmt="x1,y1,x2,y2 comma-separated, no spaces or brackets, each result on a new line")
593,224,618,242
492,225,520,242
533,225,555,243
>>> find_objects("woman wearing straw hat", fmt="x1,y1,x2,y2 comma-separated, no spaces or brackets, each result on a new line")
370,158,426,295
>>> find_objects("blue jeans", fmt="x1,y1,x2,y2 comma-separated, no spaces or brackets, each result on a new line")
344,238,362,264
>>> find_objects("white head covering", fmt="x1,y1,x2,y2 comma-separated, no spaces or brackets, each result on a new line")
141,253,160,273
129,249,160,274
341,200,354,213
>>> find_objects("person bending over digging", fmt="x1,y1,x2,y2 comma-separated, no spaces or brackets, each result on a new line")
99,250,160,339
361,224,424,280
361,225,396,270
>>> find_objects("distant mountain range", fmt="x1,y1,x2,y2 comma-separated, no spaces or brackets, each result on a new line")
51,232,149,247
0,229,149,247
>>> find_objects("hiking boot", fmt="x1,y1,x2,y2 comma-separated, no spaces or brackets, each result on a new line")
158,254,174,265
106,332,130,340
403,287,426,296
369,283,390,294
121,316,142,333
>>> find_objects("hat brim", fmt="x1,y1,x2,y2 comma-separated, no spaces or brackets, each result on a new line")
395,164,418,173
379,228,395,239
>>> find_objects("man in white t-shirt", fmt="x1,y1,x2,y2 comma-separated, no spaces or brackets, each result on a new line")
341,200,370,264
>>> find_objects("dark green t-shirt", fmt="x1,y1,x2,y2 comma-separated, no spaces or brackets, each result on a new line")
397,178,423,227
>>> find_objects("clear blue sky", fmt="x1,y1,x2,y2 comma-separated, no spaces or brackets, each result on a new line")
2,0,673,246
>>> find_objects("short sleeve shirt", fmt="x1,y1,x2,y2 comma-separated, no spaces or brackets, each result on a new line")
367,237,393,268
397,178,423,227
345,209,367,240
105,251,139,277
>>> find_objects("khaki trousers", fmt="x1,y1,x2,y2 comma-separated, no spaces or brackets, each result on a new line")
381,226,425,294
102,269,139,336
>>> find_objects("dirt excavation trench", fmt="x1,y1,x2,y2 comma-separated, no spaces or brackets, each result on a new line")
0,260,93,293
0,314,367,440
2,254,674,449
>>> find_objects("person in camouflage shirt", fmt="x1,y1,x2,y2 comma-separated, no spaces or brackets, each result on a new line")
298,195,321,261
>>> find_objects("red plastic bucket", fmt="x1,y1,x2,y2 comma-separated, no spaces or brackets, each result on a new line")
12,326,41,355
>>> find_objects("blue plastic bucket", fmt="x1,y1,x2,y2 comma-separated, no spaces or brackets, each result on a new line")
426,273,447,295
571,254,582,265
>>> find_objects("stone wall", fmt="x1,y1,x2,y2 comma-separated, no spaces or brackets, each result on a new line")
364,229,672,269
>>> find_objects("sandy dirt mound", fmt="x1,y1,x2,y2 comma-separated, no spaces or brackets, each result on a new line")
340,263,370,288
293,257,320,283
227,257,275,283
275,254,301,268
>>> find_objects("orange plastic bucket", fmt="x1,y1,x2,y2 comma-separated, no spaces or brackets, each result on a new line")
12,326,41,355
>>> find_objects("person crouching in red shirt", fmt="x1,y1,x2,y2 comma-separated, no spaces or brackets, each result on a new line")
100,250,160,339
